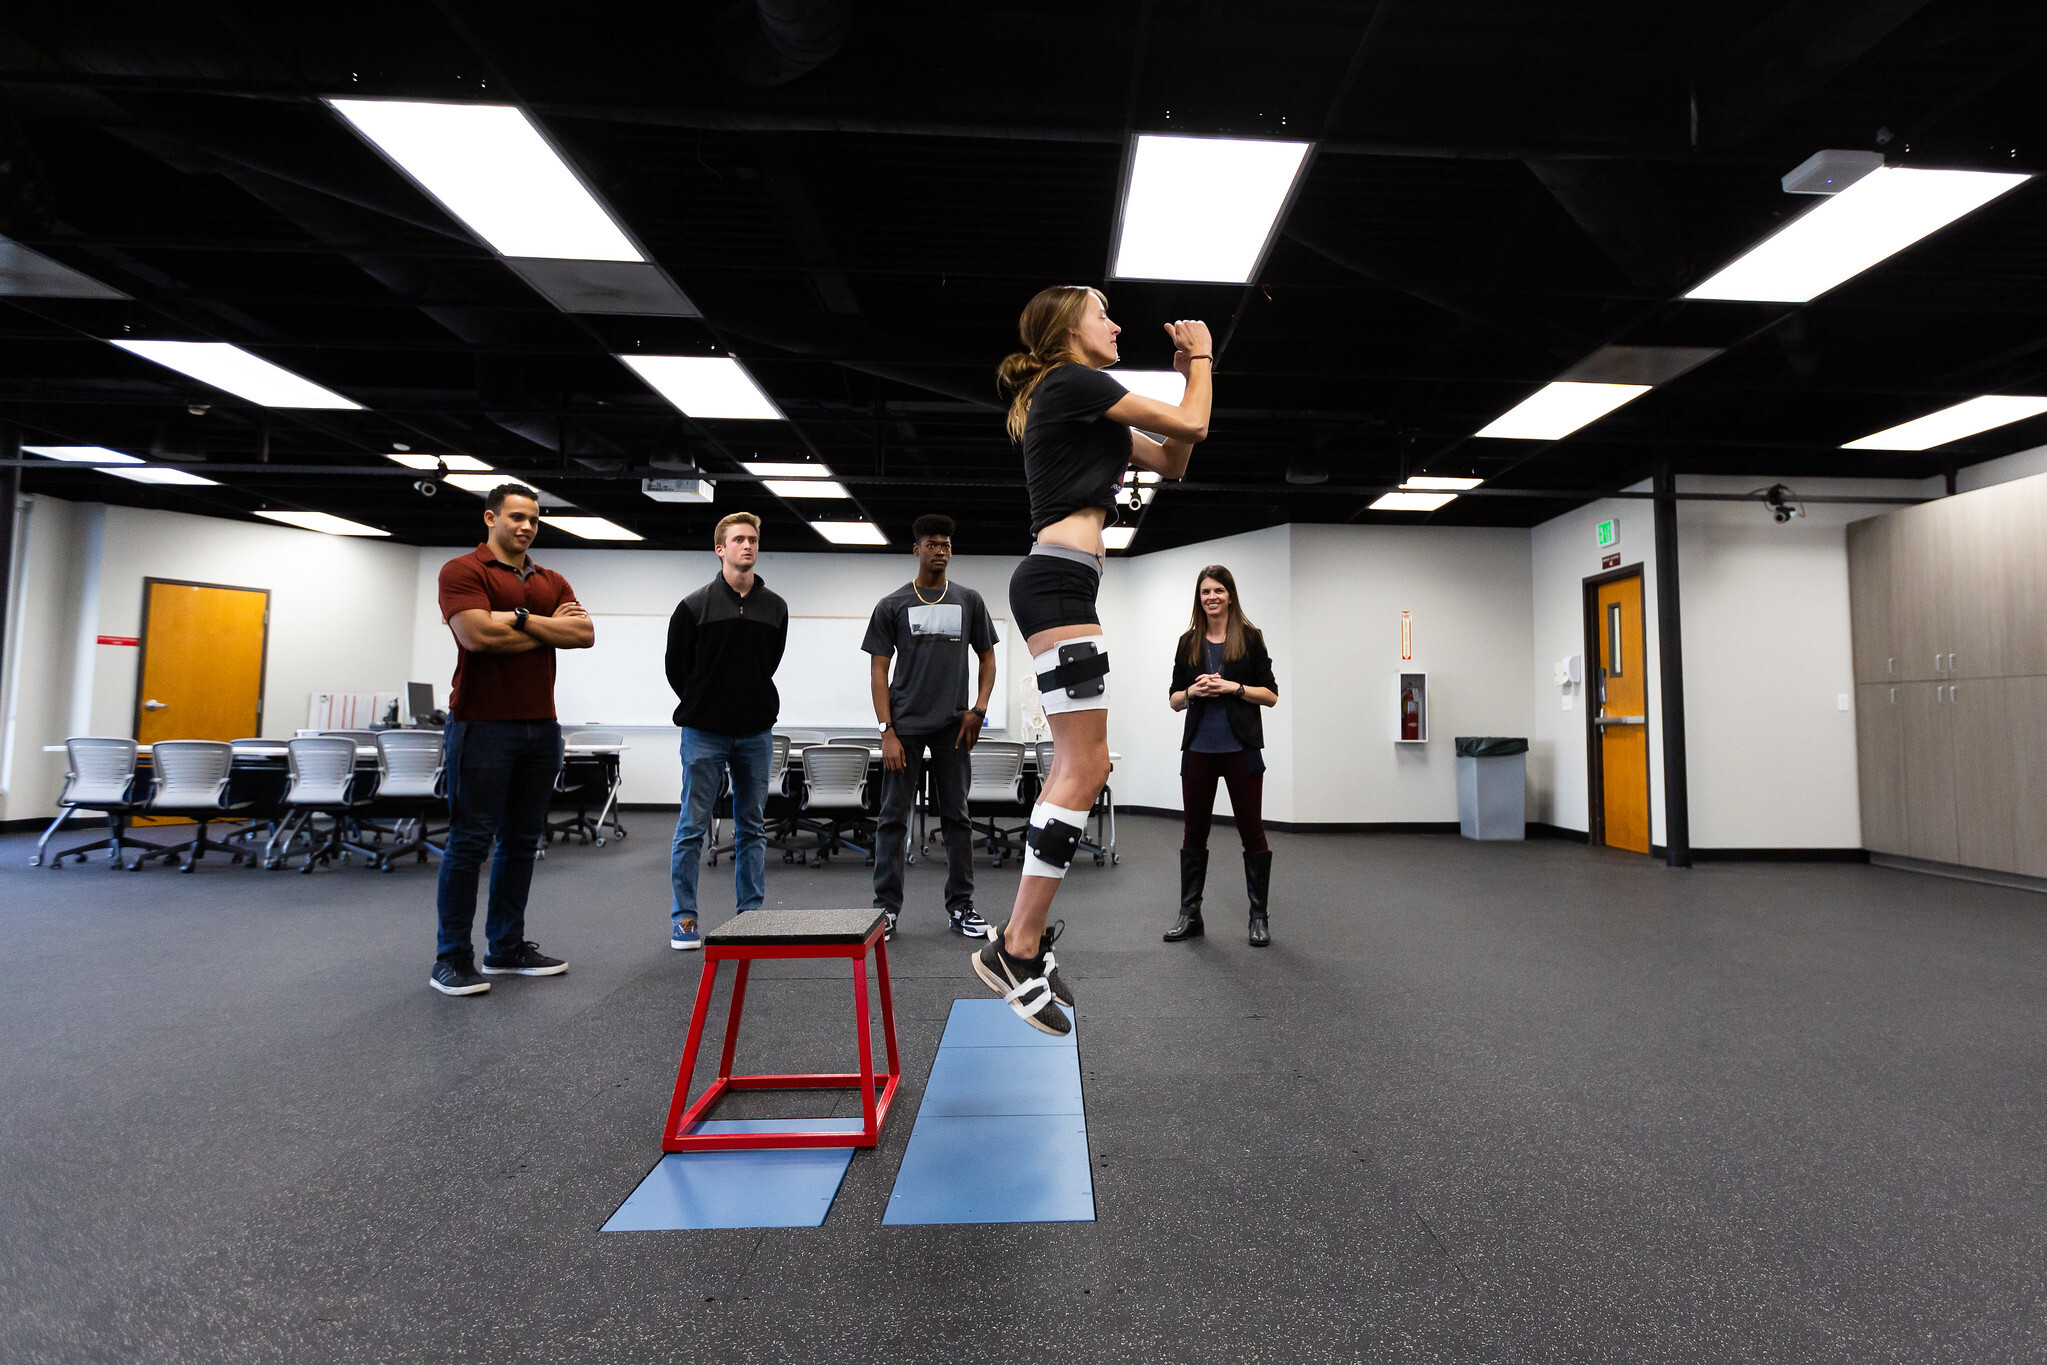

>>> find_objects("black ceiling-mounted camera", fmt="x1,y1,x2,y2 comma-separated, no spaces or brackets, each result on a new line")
1763,483,1805,523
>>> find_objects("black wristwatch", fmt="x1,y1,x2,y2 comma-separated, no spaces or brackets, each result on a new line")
513,607,530,632
1234,682,1246,699
969,706,987,720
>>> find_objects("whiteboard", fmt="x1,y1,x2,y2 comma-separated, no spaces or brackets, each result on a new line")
554,613,1007,730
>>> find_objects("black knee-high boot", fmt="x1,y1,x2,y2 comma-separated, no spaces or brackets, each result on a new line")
1164,848,1207,941
1245,849,1272,947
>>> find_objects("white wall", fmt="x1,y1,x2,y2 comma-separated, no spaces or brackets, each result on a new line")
1674,475,1929,849
1959,441,2047,494
0,497,91,823
1290,524,1531,824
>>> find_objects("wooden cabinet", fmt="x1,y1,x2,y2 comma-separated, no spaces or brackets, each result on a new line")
1847,472,2047,876
1896,682,1957,864
1847,517,1897,685
1855,683,1906,854
2010,676,2047,878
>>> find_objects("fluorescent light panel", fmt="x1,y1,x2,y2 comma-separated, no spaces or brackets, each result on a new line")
1110,370,1187,403
445,472,517,495
545,515,643,541
1100,527,1137,550
256,510,389,537
25,444,141,465
328,100,641,262
1370,491,1457,513
1403,476,1484,491
1113,134,1312,283
619,355,784,421
1843,395,2047,450
25,444,220,486
1687,166,2029,303
763,479,852,499
386,453,493,471
1475,382,1651,441
742,461,834,478
112,340,361,409
809,521,887,546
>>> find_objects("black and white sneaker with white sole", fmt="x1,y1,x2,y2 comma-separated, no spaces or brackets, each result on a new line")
971,939,1071,1036
481,941,567,976
430,959,490,996
1039,920,1075,1008
883,909,899,942
949,905,992,938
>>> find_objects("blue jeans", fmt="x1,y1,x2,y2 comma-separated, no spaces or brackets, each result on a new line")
670,727,773,930
436,719,562,964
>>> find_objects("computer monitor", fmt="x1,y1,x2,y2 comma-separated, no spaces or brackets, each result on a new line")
406,682,435,724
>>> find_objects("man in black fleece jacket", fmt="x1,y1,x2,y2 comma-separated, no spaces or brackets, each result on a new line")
664,512,789,949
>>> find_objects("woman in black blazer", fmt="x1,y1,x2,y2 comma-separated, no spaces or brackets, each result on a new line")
1165,565,1279,946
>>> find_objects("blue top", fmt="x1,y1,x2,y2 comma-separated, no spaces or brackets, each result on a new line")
1189,640,1243,753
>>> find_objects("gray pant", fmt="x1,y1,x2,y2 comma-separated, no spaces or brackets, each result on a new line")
872,727,975,920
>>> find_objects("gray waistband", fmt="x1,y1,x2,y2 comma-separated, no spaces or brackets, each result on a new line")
1030,542,1104,575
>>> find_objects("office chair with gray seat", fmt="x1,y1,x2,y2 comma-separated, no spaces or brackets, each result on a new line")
362,730,446,871
129,740,251,871
963,740,1031,866
795,743,875,865
33,738,162,869
270,737,376,873
549,729,626,847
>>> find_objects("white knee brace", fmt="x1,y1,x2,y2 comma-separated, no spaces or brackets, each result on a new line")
1022,803,1090,879
1035,635,1109,715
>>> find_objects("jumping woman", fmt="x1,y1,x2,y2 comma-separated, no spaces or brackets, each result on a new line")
979,285,1214,1035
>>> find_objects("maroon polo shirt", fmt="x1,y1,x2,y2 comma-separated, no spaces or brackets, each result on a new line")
438,544,580,722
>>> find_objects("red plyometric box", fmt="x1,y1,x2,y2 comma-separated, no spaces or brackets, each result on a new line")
661,908,900,1152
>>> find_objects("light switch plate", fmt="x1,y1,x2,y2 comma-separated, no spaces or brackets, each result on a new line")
1838,693,1850,711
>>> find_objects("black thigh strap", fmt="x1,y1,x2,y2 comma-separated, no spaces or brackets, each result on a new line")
1037,651,1110,694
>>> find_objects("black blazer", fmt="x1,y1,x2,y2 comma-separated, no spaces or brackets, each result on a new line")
1169,627,1278,752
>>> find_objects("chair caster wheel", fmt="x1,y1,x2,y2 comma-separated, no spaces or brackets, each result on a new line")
1094,853,1106,866
595,837,606,848
616,829,628,840
1111,852,1121,865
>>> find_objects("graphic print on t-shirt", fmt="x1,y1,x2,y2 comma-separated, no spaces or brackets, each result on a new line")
906,603,963,639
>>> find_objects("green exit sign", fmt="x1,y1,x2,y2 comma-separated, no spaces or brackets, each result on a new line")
1595,518,1618,548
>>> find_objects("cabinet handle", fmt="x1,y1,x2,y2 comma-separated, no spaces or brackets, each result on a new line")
1935,653,1943,673
1888,657,1895,674
1889,688,1896,704
1937,685,1946,702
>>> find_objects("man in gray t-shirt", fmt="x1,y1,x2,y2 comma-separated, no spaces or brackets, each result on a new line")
863,514,999,938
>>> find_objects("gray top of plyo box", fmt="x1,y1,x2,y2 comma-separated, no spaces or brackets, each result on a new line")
704,908,885,945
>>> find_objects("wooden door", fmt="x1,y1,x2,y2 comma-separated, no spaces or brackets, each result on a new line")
1945,490,2008,680
1948,676,2015,872
1999,475,2047,679
1594,574,1651,855
1889,501,1954,683
1846,515,1898,685
2009,675,2047,879
135,579,270,743
1854,682,1906,854
1896,681,1957,864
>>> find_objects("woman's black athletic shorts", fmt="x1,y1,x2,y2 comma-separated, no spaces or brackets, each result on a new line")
1009,547,1101,640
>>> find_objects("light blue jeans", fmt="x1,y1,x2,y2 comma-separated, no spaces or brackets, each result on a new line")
670,727,773,930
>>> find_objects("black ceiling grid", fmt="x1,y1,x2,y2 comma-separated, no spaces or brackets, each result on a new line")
3,1,2047,553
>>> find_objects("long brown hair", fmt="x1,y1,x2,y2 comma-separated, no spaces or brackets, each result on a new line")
996,284,1107,443
1183,565,1256,665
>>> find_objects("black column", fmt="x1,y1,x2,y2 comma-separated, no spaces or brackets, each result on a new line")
1653,460,1691,867
0,426,19,700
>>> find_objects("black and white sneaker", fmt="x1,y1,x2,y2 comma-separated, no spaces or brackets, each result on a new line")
481,941,568,976
949,905,992,938
972,939,1071,1037
1039,920,1075,1008
430,959,490,996
883,909,899,941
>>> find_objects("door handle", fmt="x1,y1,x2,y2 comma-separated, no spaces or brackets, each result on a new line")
1947,653,1956,670
142,699,168,711
1595,715,1646,726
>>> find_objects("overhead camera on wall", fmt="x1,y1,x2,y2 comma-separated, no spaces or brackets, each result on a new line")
1762,483,1805,523
415,457,448,498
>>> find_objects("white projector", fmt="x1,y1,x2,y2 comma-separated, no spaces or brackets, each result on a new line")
641,478,716,504
1781,150,1883,195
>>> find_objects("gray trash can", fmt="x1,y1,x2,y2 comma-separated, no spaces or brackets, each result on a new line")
1455,737,1528,841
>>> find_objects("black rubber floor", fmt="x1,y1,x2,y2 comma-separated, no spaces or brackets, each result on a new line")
6,814,2047,1363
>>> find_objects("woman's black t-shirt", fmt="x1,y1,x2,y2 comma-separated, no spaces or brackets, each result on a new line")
1022,363,1132,535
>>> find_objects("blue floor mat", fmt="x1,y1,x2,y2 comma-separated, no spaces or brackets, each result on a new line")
603,1119,858,1231
883,1000,1094,1225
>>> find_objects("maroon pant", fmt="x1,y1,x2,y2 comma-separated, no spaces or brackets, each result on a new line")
1181,749,1268,853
